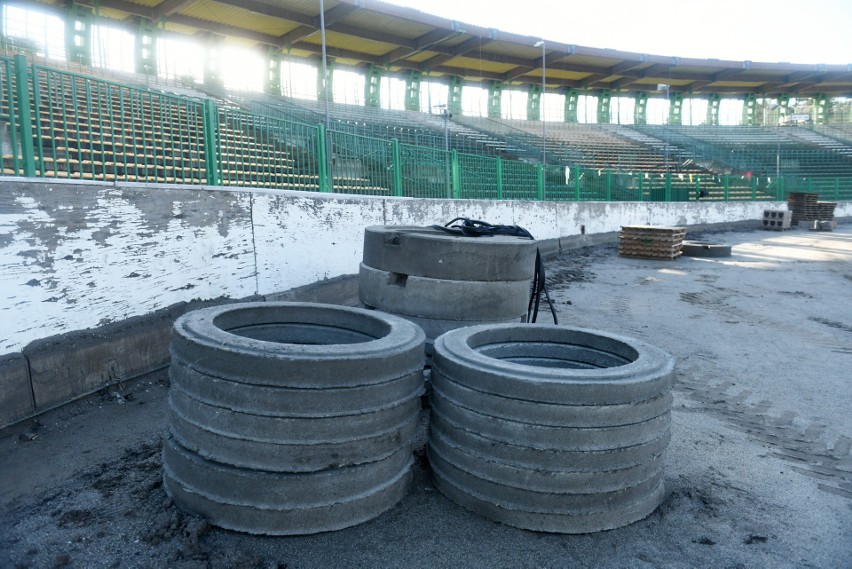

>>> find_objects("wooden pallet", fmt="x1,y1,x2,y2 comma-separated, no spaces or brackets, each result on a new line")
619,225,685,260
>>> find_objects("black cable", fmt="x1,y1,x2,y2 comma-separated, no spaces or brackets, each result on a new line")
432,218,558,325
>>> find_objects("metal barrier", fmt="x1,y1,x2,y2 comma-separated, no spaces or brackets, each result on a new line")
217,106,324,190
28,61,207,183
0,55,25,176
1,56,850,204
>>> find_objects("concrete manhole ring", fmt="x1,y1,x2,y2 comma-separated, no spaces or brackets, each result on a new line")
428,323,674,533
164,302,425,535
681,240,733,257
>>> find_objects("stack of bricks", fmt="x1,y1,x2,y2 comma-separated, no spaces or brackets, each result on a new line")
762,210,792,230
619,226,687,260
786,192,820,224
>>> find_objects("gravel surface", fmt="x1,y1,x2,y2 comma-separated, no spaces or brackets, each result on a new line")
1,225,850,569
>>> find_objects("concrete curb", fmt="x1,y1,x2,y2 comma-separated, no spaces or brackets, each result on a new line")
23,303,187,412
0,278,358,430
0,353,35,427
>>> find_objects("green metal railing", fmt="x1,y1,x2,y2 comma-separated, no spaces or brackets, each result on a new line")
27,62,207,183
0,55,25,176
217,106,325,190
1,57,851,204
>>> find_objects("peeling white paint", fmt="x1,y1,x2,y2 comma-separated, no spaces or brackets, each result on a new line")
2,179,847,353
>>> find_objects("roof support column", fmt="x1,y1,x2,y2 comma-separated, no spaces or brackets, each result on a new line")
563,88,579,123
706,93,721,126
404,70,421,111
527,83,541,121
634,92,648,125
365,64,382,108
668,92,683,125
447,75,463,116
203,34,224,88
597,89,611,124
777,94,790,124
813,93,828,124
265,48,282,95
487,81,503,118
317,58,335,103
134,20,157,76
742,93,757,125
65,4,92,66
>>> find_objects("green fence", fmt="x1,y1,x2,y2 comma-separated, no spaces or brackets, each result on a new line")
30,63,208,183
1,56,851,203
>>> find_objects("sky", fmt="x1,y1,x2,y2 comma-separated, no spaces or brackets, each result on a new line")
384,0,852,65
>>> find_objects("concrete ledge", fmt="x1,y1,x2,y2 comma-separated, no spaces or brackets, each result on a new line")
536,238,560,258
1,280,356,428
553,219,765,253
22,302,188,414
264,274,359,306
558,231,620,252
0,354,34,427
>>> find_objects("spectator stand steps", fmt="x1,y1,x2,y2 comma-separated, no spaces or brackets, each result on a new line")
163,302,426,535
359,225,538,354
427,324,674,534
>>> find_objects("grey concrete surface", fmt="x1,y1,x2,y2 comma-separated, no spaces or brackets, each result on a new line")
0,225,850,568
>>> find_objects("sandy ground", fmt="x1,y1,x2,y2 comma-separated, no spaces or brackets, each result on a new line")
1,225,850,569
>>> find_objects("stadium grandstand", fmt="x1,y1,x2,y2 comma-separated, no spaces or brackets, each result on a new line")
1,0,851,202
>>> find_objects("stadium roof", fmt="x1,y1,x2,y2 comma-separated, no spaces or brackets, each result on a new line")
40,0,852,96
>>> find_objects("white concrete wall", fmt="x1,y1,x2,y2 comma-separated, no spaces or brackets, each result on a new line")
3,178,846,353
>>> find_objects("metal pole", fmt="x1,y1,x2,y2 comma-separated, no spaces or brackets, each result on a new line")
319,0,330,130
776,140,780,180
319,0,331,189
443,105,451,198
534,40,546,196
541,42,545,195
663,85,670,173
535,41,546,168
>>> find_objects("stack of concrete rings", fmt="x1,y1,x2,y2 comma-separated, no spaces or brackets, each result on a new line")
428,324,673,533
163,301,425,535
359,225,538,354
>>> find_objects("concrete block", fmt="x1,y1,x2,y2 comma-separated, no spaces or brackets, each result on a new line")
809,220,837,232
762,211,792,229
763,210,791,221
0,353,34,428
23,303,187,413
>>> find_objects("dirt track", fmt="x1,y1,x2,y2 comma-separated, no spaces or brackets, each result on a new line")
1,226,850,568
